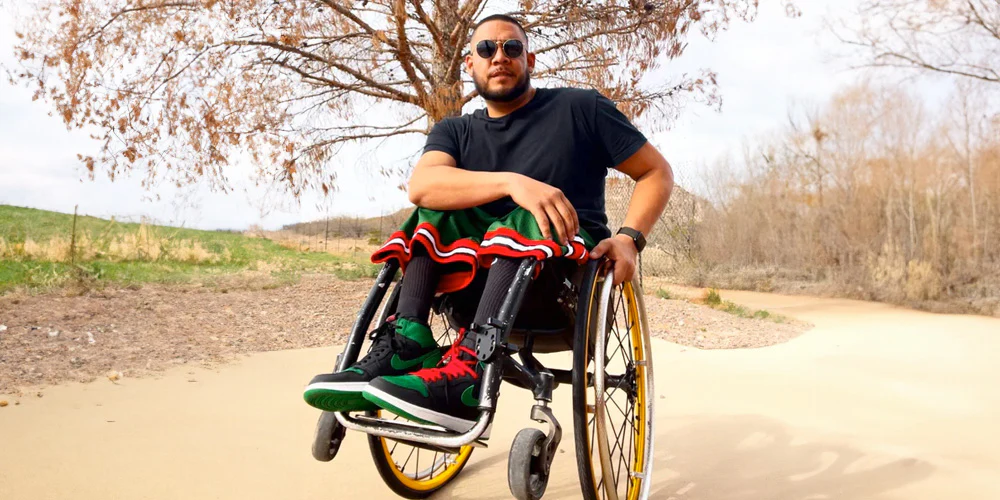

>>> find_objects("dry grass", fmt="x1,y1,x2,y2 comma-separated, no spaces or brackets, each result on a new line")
1,224,226,264
257,230,381,257
637,82,1000,317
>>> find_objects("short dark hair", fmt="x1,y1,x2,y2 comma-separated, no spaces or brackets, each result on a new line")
472,14,528,43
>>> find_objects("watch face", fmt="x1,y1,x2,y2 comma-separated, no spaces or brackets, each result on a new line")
618,227,645,252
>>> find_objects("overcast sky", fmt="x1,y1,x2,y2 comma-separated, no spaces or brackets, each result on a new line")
0,1,949,230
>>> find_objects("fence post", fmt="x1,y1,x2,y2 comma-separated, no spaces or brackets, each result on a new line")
70,205,79,265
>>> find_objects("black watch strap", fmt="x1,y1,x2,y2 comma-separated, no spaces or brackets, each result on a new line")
616,226,646,253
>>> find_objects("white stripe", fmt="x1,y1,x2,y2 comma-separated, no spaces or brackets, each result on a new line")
378,229,477,260
363,386,490,438
379,237,408,253
305,382,370,393
480,235,555,258
565,235,587,259
414,227,478,258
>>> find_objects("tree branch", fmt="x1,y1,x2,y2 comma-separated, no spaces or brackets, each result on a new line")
229,39,419,104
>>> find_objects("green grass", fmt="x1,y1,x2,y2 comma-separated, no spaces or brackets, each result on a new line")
0,205,377,294
655,288,674,300
720,300,752,317
697,287,788,323
333,262,382,281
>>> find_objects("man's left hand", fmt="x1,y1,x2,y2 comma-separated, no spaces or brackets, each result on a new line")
589,234,638,286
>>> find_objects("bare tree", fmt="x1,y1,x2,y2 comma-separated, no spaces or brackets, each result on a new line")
7,0,762,196
834,0,1000,84
686,80,1000,312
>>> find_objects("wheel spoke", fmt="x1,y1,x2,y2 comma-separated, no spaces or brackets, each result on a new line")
402,446,415,471
608,390,631,422
611,411,629,490
625,405,636,496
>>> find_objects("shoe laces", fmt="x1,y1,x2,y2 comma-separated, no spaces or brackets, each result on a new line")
356,316,402,368
415,328,478,383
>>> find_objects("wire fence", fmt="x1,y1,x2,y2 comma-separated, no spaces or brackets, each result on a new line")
605,168,702,278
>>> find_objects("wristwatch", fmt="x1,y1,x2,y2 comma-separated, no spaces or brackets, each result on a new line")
616,227,646,253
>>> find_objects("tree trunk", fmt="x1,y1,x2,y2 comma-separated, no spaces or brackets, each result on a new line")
429,0,465,124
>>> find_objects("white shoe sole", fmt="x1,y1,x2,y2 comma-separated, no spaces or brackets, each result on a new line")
305,381,369,393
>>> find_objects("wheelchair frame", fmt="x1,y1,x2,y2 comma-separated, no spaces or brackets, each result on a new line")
315,257,655,500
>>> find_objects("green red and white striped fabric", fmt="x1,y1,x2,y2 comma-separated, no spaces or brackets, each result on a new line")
371,207,597,294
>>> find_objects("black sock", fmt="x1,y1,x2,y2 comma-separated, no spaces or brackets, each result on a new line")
473,257,523,327
395,249,439,324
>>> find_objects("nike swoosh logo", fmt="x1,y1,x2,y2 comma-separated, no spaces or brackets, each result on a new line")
390,351,436,371
461,385,480,407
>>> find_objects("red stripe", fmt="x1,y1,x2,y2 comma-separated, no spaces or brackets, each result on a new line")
482,227,563,254
371,222,590,293
413,223,480,254
370,224,480,295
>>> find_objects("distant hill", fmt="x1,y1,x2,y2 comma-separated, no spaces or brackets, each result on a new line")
282,206,415,238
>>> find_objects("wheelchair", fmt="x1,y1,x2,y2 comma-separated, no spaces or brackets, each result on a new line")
311,256,655,500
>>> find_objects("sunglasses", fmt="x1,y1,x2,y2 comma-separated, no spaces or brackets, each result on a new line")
475,39,525,59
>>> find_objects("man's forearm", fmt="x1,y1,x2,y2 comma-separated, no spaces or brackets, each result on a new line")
409,165,513,210
618,162,674,236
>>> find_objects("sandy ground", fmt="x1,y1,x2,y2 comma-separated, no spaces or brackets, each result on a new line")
1,290,999,499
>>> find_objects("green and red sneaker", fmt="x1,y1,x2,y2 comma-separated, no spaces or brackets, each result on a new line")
362,329,488,435
303,316,441,412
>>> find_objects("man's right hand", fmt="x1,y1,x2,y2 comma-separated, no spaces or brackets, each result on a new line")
506,173,579,245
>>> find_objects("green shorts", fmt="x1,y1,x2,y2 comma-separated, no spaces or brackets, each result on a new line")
371,207,598,295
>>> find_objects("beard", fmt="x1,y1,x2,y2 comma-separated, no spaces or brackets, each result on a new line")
474,70,531,102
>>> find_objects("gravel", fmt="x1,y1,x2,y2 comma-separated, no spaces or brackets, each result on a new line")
0,274,810,394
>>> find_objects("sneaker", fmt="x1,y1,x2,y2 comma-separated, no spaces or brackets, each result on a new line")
304,316,441,412
362,328,487,435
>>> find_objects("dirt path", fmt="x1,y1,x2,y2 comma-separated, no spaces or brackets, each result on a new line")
1,289,998,499
0,275,807,394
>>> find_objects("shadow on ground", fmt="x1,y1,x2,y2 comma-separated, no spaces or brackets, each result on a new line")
437,414,934,499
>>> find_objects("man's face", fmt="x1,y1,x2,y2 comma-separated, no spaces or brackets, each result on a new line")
466,20,535,103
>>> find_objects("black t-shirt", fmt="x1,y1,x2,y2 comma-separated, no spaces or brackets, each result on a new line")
423,87,648,242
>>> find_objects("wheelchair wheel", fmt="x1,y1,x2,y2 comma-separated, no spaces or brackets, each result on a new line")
507,428,549,500
367,279,474,498
368,409,474,499
572,265,655,500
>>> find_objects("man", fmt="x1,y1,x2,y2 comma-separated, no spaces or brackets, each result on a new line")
304,14,673,433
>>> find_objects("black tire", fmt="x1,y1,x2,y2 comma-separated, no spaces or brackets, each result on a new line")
572,261,603,499
508,428,549,500
311,411,346,462
572,262,653,500
367,412,475,499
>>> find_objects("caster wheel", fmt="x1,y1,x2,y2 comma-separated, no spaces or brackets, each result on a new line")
508,428,550,500
311,411,346,462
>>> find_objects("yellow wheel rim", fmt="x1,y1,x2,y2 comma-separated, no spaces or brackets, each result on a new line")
625,281,648,500
584,273,649,500
375,412,474,491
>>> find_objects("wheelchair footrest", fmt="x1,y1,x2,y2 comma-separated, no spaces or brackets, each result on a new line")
335,411,492,449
